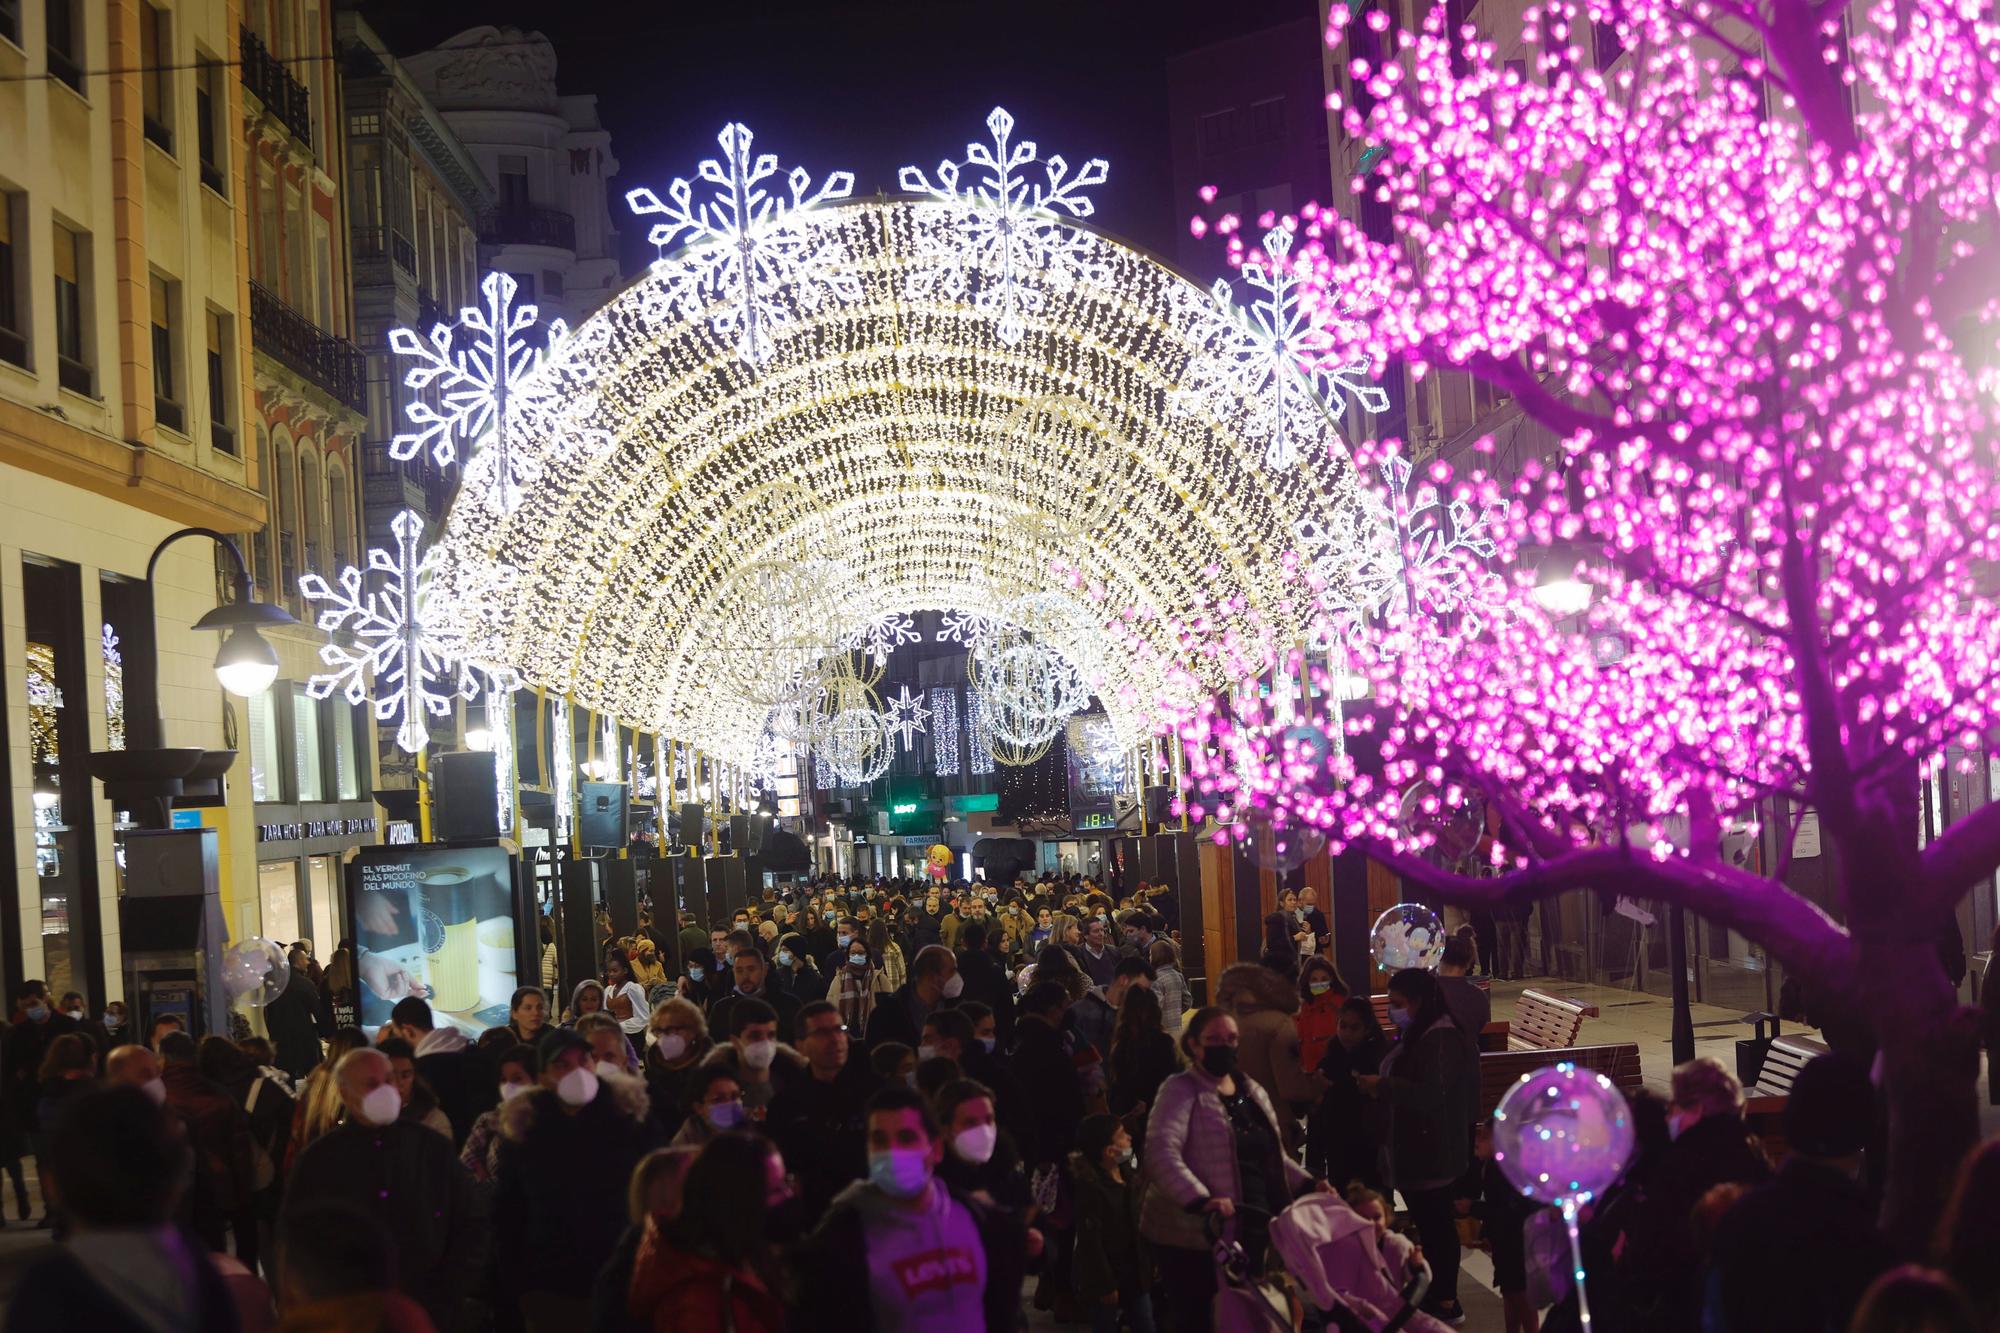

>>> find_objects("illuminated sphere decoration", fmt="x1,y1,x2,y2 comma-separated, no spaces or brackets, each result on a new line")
1370,902,1447,972
221,937,292,1010
1491,1064,1636,1207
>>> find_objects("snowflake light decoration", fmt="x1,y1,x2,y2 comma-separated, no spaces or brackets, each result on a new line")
388,272,608,511
899,106,1110,345
884,685,932,749
626,123,858,366
1175,225,1387,470
936,609,1002,646
838,612,922,669
300,509,489,754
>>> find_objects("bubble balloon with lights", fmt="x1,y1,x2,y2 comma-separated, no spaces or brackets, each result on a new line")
1369,902,1446,971
220,936,291,1009
1492,1063,1637,1329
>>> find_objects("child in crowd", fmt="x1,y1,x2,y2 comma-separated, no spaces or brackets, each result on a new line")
1309,996,1387,1190
1071,1114,1154,1333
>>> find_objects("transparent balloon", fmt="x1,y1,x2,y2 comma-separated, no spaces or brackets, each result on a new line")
1492,1062,1635,1207
1370,902,1446,972
1243,813,1327,873
220,936,291,1009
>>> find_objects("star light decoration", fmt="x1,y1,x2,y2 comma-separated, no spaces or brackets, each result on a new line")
627,123,858,365
300,509,515,754
1174,224,1387,471
387,272,611,511
884,685,931,749
899,106,1111,345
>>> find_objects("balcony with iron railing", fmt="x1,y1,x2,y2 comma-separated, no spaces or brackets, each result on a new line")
353,226,417,276
239,27,313,149
249,280,367,413
478,205,576,252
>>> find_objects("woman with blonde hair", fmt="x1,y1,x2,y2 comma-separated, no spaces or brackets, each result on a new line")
284,1025,369,1169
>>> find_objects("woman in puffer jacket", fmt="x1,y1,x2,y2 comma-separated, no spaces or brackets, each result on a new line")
1140,1006,1323,1333
1214,962,1329,1154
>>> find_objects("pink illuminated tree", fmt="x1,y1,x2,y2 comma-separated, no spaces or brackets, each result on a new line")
1174,0,2000,1239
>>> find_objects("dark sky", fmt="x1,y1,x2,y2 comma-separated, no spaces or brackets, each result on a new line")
359,0,1318,275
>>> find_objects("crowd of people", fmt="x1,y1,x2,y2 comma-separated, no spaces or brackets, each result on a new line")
2,875,1998,1333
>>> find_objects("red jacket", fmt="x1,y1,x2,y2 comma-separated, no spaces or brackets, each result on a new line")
628,1217,786,1333
1295,992,1344,1073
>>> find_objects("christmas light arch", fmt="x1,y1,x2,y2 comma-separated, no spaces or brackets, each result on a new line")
420,121,1389,765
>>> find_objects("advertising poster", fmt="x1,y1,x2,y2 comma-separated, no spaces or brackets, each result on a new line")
349,844,520,1036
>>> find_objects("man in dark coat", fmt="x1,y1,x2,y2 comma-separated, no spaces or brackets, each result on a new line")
1707,1053,1893,1333
388,995,493,1145
954,924,1016,1049
284,1046,476,1328
708,946,801,1046
262,963,326,1083
494,1029,653,1326
1009,981,1085,1170
1614,1057,1770,1331
766,1000,882,1219
864,944,960,1051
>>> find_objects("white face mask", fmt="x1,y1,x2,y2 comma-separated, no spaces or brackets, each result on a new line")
594,1059,623,1079
917,1043,940,1062
357,1083,402,1127
654,1032,689,1062
556,1066,600,1107
941,972,965,999
953,1123,998,1165
499,1080,533,1102
742,1039,777,1070
140,1076,167,1106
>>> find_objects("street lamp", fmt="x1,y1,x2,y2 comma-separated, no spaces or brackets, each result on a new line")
148,527,297,698
1528,540,1594,616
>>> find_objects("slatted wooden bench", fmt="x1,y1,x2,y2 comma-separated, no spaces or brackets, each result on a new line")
1478,1042,1644,1118
1370,984,1512,1050
1507,988,1590,1050
1741,1033,1829,1165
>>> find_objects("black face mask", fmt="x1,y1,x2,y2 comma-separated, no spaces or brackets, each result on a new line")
1200,1045,1238,1078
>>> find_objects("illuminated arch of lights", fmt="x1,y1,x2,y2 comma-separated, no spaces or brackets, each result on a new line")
413,110,1390,766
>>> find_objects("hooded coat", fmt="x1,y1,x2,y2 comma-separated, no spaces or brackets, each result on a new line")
1215,963,1328,1150
493,1068,654,1302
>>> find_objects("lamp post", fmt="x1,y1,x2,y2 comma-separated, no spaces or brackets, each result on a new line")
89,528,297,827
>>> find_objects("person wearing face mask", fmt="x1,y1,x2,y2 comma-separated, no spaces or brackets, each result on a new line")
1294,957,1351,1073
770,930,828,1005
575,1011,644,1078
766,1001,882,1218
798,1084,1028,1332
868,918,908,999
670,1065,751,1148
493,1028,652,1330
1213,962,1328,1156
1069,1113,1154,1333
935,1078,1033,1219
1077,918,1120,988
387,994,492,1146
153,1031,258,1253
459,1043,538,1184
1307,997,1388,1192
1352,968,1477,1325
1612,1056,1770,1333
642,997,713,1141
1140,1007,1322,1333
697,1002,806,1115
863,944,962,1054
629,1133,793,1333
833,934,879,1034
3,983,74,1186
284,1047,474,1328
951,924,1016,1050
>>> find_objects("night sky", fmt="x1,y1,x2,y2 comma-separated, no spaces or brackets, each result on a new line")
360,0,1318,276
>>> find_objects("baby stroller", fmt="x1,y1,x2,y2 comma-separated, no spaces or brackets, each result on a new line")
1209,1196,1447,1333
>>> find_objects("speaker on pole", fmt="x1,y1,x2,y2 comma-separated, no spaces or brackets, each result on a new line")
1142,784,1175,827
433,751,501,841
727,814,751,855
580,782,629,852
681,803,706,852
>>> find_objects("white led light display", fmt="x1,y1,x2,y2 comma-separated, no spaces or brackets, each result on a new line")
418,111,1388,767
885,684,931,749
930,686,961,777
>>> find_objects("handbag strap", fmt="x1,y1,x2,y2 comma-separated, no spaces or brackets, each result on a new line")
720,1271,738,1333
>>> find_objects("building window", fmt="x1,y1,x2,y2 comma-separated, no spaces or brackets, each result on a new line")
1249,97,1285,144
258,861,302,946
283,182,305,308
256,157,279,286
0,193,24,369
508,272,535,303
45,0,81,94
52,221,89,396
332,701,361,800
327,464,351,568
0,0,18,47
207,308,235,453
542,268,564,298
274,437,298,607
349,112,381,137
140,3,172,151
498,154,530,212
293,684,325,802
300,451,322,576
1198,109,1234,157
247,683,283,801
195,57,225,194
150,272,183,432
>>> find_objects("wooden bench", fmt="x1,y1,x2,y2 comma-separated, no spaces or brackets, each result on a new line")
1744,1033,1828,1098
1507,988,1590,1051
1372,984,1511,1049
1477,1042,1644,1118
